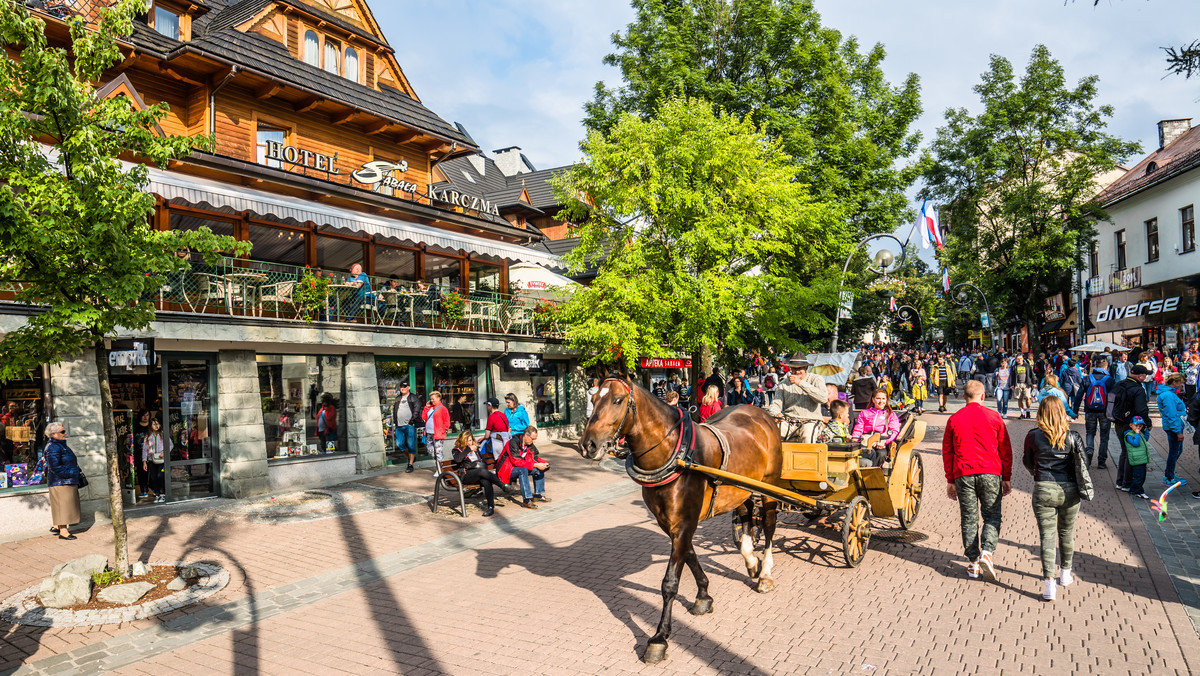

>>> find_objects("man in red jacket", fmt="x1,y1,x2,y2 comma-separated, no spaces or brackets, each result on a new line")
943,380,1013,582
422,391,451,465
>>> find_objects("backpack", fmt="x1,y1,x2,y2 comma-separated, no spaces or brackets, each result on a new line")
764,374,775,388
1083,374,1110,413
1110,381,1133,424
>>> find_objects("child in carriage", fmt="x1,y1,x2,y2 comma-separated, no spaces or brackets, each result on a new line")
851,389,901,467
817,400,852,444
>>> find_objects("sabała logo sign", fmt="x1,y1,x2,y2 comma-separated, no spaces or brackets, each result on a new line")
1095,297,1181,323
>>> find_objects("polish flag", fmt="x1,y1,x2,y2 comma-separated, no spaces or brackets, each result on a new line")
889,296,897,312
919,200,944,250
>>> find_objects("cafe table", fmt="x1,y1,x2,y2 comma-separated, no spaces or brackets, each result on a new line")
222,271,269,316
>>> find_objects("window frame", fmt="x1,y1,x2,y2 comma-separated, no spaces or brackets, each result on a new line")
344,46,360,83
303,29,320,67
1145,217,1159,263
1115,229,1127,271
1182,205,1196,254
151,4,182,40
323,38,342,76
1089,240,1099,278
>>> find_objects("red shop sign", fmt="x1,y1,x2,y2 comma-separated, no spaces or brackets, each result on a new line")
640,358,693,369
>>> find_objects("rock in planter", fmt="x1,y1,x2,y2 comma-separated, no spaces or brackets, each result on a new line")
180,566,199,580
51,554,108,579
96,581,155,605
166,577,188,591
131,562,149,577
36,572,92,609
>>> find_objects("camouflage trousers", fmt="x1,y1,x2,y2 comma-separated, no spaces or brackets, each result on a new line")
954,473,1003,562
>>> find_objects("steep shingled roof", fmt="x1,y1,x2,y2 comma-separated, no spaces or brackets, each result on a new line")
1099,123,1200,207
432,155,572,214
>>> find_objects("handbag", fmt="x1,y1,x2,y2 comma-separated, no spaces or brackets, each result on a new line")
77,472,89,489
1072,446,1094,501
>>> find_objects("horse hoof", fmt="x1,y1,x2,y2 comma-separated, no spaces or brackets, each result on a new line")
690,598,713,615
642,642,668,664
748,561,762,579
755,577,776,594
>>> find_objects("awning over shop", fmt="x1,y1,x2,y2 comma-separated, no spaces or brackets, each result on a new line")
144,167,563,270
1040,319,1064,334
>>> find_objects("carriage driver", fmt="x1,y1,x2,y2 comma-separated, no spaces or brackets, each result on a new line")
769,357,829,442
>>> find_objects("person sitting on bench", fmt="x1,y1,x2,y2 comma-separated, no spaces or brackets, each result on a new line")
449,430,507,517
496,426,549,509
851,389,901,467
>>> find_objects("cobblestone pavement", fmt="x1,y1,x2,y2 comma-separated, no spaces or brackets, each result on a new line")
3,409,1200,675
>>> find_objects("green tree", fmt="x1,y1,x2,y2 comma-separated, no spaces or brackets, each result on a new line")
556,97,844,384
0,0,244,573
585,0,923,247
920,45,1139,353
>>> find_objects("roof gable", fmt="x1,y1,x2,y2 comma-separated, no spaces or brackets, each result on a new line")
1100,123,1200,206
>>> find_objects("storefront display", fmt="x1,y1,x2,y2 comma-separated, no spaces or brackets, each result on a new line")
257,355,346,459
0,372,48,493
434,359,486,432
531,361,569,427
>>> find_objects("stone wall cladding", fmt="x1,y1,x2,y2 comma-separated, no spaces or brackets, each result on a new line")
49,350,108,518
344,353,385,472
216,350,269,499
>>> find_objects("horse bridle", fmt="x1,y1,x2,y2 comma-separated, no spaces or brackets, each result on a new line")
599,377,637,454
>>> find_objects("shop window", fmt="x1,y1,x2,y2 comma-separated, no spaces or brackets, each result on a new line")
531,361,568,427
324,39,341,75
425,254,461,289
303,30,320,67
0,372,47,492
257,355,346,459
434,359,486,432
256,124,287,169
344,47,359,83
1182,205,1195,253
1115,229,1126,270
468,262,501,294
1146,218,1159,263
375,246,417,281
248,224,306,267
316,235,365,272
154,6,180,40
375,359,426,456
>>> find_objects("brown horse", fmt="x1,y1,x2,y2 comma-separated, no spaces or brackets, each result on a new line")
578,376,783,664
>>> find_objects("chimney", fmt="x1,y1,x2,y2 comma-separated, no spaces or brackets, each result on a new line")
466,153,486,176
492,146,530,177
1158,118,1192,150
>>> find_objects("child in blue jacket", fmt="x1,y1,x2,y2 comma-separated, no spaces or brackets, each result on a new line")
1158,373,1189,486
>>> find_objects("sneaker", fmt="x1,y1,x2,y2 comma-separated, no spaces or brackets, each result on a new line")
1165,476,1188,485
1059,568,1074,587
137,493,148,499
1191,490,1200,499
154,495,166,503
1096,463,1107,470
405,464,414,473
967,562,980,579
532,495,552,503
519,500,538,509
1116,484,1129,492
1134,492,1150,499
978,551,998,581
1043,579,1056,601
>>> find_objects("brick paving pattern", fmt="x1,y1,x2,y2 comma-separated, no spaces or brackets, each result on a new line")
2,418,1199,674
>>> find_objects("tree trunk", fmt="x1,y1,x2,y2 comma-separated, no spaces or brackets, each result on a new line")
1026,316,1042,355
93,344,129,576
692,344,713,407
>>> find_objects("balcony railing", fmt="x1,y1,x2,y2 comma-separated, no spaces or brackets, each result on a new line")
24,0,107,24
0,257,567,338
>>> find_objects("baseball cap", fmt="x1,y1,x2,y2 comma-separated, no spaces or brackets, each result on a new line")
485,397,500,408
1131,364,1152,376
1131,416,1147,426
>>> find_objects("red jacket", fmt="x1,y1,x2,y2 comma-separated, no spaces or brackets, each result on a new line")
496,438,537,484
486,411,509,435
943,402,1012,482
317,404,338,433
422,403,450,440
699,400,723,422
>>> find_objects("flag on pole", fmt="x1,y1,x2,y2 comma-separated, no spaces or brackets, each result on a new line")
889,296,897,312
918,200,944,250
942,267,951,294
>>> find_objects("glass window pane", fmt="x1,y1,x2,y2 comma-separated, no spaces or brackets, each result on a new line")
248,225,305,267
170,214,236,255
468,262,500,294
155,7,179,39
324,40,340,75
257,355,346,457
316,235,364,272
344,47,359,82
375,247,416,281
304,30,320,66
425,254,461,289
531,362,566,426
433,359,481,432
256,127,286,168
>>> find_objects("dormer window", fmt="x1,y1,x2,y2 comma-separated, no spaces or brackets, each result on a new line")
153,6,180,39
1146,161,1158,175
324,39,341,75
303,30,320,67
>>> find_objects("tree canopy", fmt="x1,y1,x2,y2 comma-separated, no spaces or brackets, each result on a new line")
920,44,1139,352
556,97,844,369
584,0,923,243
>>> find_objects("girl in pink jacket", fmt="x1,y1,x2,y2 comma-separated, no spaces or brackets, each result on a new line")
851,390,901,466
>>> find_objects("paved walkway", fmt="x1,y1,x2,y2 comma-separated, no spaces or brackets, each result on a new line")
2,403,1199,674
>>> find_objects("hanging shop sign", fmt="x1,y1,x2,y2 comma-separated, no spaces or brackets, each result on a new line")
1089,278,1199,332
262,140,340,174
428,186,501,217
109,339,155,370
639,358,693,369
502,353,544,374
351,160,420,193
1108,266,1141,293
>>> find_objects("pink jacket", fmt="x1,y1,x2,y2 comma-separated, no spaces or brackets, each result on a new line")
851,407,900,446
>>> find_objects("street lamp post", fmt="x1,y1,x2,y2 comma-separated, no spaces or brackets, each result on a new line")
830,233,907,352
897,304,924,345
951,282,997,350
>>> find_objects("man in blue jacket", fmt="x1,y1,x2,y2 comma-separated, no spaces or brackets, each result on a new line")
504,393,530,438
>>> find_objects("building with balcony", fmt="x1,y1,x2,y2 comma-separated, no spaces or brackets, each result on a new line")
0,0,584,536
1087,118,1200,350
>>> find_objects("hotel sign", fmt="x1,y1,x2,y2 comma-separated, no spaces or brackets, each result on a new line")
262,140,340,174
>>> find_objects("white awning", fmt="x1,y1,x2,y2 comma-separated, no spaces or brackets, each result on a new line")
508,262,579,299
144,167,562,269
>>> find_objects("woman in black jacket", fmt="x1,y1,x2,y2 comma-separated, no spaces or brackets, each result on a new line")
1023,396,1084,601
43,422,82,540
726,378,752,406
450,431,508,517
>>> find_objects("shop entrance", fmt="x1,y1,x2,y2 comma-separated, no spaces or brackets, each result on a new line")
110,353,219,505
376,357,489,457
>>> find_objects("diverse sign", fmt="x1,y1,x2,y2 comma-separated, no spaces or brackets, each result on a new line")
262,140,340,174
1088,279,1199,331
640,358,693,369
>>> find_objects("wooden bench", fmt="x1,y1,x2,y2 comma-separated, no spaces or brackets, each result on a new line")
429,455,515,518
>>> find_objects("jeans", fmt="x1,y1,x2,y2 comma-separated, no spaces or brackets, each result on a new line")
394,425,416,455
1129,463,1147,495
954,474,1003,562
148,461,166,495
995,388,1011,416
1032,481,1081,579
1084,410,1111,465
1165,432,1184,480
1143,380,1154,402
510,465,546,500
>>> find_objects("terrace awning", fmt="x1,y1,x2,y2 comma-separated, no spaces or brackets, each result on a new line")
144,166,562,269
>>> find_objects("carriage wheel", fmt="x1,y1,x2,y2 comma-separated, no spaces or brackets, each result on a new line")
898,451,924,530
841,496,871,568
